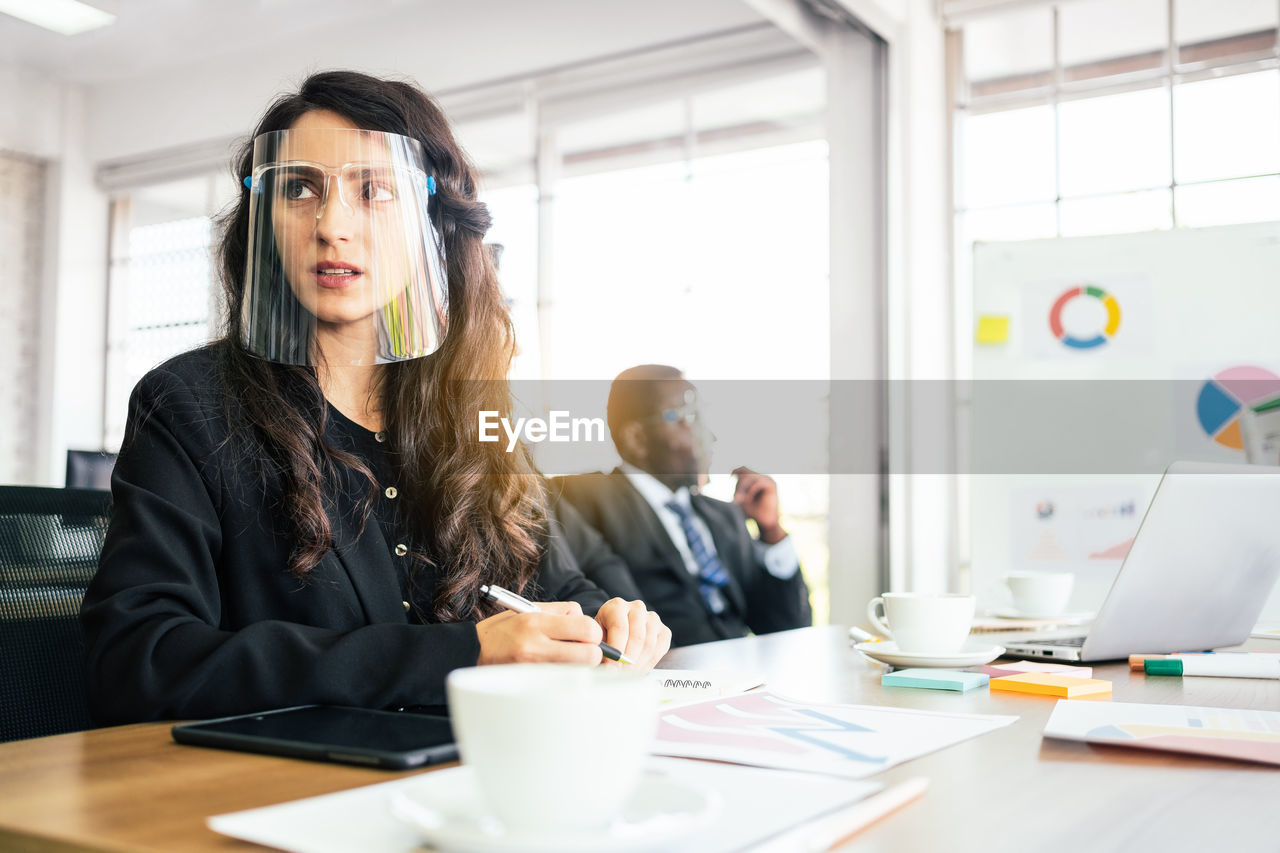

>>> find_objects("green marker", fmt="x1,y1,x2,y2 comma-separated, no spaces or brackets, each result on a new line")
1145,655,1280,679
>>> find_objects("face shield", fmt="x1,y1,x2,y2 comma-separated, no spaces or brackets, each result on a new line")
240,127,448,366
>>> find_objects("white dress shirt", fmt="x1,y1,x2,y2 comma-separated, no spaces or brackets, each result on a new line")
619,463,799,580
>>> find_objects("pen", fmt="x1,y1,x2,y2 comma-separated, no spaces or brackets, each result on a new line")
1144,655,1280,679
479,583,634,665
803,777,929,852
751,777,929,852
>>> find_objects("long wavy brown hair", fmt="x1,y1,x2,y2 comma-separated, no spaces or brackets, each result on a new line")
217,70,544,621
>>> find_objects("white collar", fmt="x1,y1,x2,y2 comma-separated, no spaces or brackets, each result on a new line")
619,462,693,511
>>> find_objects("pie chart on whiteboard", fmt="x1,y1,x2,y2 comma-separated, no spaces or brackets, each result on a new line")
1195,366,1280,450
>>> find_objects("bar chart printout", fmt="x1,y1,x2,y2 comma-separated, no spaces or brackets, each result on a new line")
653,691,1016,779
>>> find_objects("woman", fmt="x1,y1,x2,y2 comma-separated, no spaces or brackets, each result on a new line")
81,71,669,725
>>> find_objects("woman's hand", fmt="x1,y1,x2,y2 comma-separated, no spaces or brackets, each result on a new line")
475,600,605,666
593,598,672,673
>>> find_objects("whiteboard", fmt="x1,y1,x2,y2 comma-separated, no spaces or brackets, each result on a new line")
968,222,1280,623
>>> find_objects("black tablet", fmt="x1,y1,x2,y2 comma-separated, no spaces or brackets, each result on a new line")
171,705,457,769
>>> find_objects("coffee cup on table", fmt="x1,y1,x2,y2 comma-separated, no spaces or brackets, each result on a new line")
445,663,656,832
1006,572,1074,617
865,593,975,654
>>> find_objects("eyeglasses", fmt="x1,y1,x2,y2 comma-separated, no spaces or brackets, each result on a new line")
246,160,436,218
641,403,699,428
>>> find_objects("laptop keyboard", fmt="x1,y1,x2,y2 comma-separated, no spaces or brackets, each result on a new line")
1042,635,1086,646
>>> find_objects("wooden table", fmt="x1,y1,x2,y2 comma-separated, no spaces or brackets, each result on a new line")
1,625,1278,852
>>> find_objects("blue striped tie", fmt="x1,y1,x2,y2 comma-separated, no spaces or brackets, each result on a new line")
665,499,729,615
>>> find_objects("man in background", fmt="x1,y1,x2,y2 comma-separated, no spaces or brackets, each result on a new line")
554,365,811,646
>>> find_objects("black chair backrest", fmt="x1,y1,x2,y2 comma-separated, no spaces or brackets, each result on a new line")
65,450,117,490
0,486,111,743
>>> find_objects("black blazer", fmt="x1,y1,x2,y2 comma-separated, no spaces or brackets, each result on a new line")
553,470,811,647
81,345,611,725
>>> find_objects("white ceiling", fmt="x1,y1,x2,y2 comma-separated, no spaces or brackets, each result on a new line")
0,0,767,90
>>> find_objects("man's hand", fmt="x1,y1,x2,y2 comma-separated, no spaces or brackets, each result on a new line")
593,598,672,672
732,466,786,544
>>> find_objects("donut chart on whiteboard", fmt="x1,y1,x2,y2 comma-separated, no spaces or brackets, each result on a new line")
1195,366,1280,450
1048,285,1122,349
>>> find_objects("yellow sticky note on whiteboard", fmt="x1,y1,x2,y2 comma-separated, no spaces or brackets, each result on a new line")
975,315,1010,345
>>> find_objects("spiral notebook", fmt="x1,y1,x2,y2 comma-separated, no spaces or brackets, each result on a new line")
648,669,765,705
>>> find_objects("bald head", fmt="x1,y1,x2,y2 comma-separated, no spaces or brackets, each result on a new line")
607,364,707,490
606,364,684,441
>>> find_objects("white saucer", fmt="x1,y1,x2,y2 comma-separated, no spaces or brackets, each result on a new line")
992,609,1094,622
854,640,1005,668
389,765,720,852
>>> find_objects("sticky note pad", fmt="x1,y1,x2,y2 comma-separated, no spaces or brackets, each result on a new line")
983,662,1093,679
882,669,989,692
989,672,1111,698
975,315,1010,345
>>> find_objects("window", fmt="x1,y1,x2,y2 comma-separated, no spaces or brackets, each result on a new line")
104,175,223,448
953,0,1280,617
1173,71,1280,184
1058,88,1170,197
957,2,1280,241
479,183,540,380
465,59,835,621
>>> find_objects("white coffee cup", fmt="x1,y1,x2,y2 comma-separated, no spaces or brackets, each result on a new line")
446,664,656,832
1006,572,1074,617
866,593,975,654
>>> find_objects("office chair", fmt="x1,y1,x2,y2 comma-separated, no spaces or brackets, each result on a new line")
0,486,112,743
65,450,117,490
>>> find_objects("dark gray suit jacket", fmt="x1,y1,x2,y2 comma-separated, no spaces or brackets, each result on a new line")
553,470,811,647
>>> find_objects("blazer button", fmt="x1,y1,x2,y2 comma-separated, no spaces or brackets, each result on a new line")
395,543,408,556
403,600,411,612
385,486,398,499
375,431,387,443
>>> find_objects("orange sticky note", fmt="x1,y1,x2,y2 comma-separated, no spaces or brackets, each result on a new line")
989,672,1112,698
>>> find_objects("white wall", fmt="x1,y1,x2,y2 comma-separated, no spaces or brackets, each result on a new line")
85,0,763,163
897,0,956,595
0,66,64,158
0,70,108,485
37,84,109,486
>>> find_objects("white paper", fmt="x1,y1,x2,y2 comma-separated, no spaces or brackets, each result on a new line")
652,691,1017,779
1010,484,1145,570
208,757,881,853
1043,699,1280,766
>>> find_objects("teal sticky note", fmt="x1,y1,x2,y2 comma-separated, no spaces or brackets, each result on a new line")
881,669,989,692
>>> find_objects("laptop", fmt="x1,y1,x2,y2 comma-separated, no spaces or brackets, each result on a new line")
1002,461,1280,662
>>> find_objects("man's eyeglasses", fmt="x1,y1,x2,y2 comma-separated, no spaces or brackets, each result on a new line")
641,404,699,428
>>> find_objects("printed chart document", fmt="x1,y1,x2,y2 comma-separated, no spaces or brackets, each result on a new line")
653,691,1017,779
1043,699,1280,766
647,669,766,706
208,756,882,853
